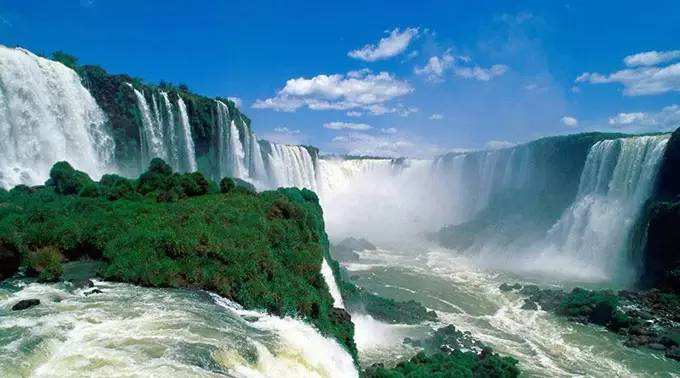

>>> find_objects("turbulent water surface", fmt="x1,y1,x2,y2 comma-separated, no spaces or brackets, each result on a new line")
0,264,357,378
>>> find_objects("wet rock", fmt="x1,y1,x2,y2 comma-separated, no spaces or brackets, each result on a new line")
665,346,680,361
11,299,40,311
648,343,666,351
499,283,521,292
243,316,259,323
521,300,538,310
519,284,540,296
84,289,103,296
0,242,20,281
410,325,485,354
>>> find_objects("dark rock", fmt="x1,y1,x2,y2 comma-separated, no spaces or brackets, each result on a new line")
648,343,666,351
500,283,522,292
11,299,40,311
0,241,20,281
329,307,352,324
331,237,376,262
666,346,680,361
521,300,538,310
519,285,540,296
411,324,485,354
243,316,259,323
84,289,103,296
86,279,95,288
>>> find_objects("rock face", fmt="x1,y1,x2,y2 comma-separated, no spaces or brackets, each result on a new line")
0,242,20,281
11,299,40,311
331,237,376,262
637,127,680,292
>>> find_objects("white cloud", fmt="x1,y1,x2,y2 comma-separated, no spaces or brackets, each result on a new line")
273,127,300,134
485,140,516,150
429,113,444,120
414,52,456,82
607,105,680,131
561,116,579,127
576,62,680,96
346,111,362,117
323,121,372,131
454,64,508,81
330,132,443,158
228,97,242,107
348,27,419,62
624,50,680,67
608,112,646,126
380,127,397,134
253,69,413,115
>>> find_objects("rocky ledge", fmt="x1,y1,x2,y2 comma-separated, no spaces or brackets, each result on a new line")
500,283,680,361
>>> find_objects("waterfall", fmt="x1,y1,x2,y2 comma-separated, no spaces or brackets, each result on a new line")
159,92,180,170
262,143,318,190
127,84,167,165
545,135,669,281
176,97,197,172
321,258,345,309
0,46,114,188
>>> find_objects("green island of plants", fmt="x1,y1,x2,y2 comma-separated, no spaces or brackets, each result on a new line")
0,159,357,359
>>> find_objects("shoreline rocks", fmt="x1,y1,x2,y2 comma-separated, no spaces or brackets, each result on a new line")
501,283,680,361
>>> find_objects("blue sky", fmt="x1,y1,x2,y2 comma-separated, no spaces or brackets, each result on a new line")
1,0,678,156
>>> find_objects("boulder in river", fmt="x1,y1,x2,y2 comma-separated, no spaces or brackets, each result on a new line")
11,299,40,311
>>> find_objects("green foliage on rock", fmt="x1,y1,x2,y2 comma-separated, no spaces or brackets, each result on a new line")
0,161,357,359
51,51,78,69
557,288,633,330
26,246,63,282
364,349,520,378
46,161,95,195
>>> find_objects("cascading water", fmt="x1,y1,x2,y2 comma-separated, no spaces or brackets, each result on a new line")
160,91,180,169
544,135,669,282
262,143,318,190
0,46,115,188
176,98,197,173
128,84,167,165
321,258,345,309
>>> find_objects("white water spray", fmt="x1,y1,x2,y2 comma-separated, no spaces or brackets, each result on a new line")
0,46,115,188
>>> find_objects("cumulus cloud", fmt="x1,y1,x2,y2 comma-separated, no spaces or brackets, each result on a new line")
576,50,680,96
228,97,242,107
253,69,413,115
346,111,362,117
608,112,646,126
414,50,507,83
624,50,680,67
414,52,457,82
429,113,444,120
323,121,372,131
330,132,443,158
561,116,579,127
485,140,516,150
607,105,680,131
380,127,397,134
454,64,508,81
348,27,419,62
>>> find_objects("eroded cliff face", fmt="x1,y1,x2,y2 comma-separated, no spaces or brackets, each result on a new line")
637,127,680,292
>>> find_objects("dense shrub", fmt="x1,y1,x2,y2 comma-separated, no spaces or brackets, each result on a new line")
46,161,94,195
557,288,633,330
364,349,519,378
0,162,356,359
26,246,63,282
220,177,235,193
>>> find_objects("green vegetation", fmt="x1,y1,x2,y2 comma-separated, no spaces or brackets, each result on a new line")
364,349,519,378
323,252,437,324
557,288,633,330
0,160,356,358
